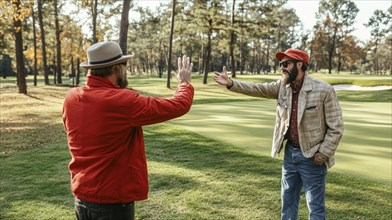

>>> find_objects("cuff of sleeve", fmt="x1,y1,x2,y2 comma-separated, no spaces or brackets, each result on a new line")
226,78,234,90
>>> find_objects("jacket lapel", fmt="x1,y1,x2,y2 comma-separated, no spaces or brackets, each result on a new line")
297,73,312,125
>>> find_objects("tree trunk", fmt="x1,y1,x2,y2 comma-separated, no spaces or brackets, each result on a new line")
54,0,62,84
256,49,260,74
239,1,243,75
275,21,282,73
146,53,150,74
13,0,27,94
158,39,164,78
327,47,333,74
239,42,243,74
167,0,176,88
337,54,342,74
203,20,212,84
374,43,379,74
229,0,236,78
32,6,38,86
328,31,337,74
199,43,204,75
70,56,75,86
52,53,56,84
119,0,131,54
76,58,80,86
77,36,83,85
92,0,98,43
266,40,270,74
38,0,49,84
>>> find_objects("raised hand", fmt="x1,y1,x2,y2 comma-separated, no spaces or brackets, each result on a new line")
177,55,192,83
213,66,232,87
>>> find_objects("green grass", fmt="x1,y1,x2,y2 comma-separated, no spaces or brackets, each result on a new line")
336,89,392,102
0,75,391,219
172,100,392,183
315,76,392,87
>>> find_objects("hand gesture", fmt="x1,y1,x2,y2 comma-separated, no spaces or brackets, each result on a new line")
213,66,232,87
177,55,192,83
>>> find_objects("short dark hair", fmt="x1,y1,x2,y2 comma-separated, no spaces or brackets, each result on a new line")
89,64,124,78
89,66,114,78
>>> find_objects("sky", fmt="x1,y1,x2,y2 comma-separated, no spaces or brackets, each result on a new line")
134,0,391,43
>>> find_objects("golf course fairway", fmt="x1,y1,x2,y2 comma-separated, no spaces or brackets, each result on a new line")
173,100,391,183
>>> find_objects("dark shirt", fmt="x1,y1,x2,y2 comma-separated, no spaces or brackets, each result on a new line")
285,76,305,147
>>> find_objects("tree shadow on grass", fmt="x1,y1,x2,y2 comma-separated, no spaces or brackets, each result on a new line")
326,172,392,219
0,119,391,219
0,141,74,219
0,121,67,156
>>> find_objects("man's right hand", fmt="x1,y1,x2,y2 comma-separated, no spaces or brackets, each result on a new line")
177,55,192,83
213,66,232,87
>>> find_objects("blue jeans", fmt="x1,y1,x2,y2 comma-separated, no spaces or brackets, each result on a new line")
75,198,134,220
281,142,327,220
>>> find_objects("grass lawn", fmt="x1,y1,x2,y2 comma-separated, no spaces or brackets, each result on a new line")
173,100,392,183
0,74,391,219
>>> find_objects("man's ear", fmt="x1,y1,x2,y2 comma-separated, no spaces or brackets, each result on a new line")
297,62,303,70
113,65,121,76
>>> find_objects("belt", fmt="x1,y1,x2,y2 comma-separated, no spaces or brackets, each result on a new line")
287,140,300,148
75,198,134,208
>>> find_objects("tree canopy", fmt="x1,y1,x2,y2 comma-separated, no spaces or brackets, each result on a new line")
0,0,391,93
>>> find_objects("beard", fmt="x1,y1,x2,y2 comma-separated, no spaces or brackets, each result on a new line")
118,75,128,88
283,65,298,84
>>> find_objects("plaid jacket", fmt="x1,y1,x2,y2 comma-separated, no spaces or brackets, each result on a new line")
229,73,343,168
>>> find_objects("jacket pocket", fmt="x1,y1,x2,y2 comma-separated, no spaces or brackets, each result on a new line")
306,105,317,111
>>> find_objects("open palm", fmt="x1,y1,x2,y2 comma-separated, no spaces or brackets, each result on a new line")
213,66,230,86
177,55,192,83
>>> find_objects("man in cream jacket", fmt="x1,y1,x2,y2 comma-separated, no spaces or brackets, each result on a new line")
214,49,343,220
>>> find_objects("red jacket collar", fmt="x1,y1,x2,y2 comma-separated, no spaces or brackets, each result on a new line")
86,75,120,88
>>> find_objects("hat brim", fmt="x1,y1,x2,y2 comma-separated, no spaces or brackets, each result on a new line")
276,52,296,62
80,54,134,69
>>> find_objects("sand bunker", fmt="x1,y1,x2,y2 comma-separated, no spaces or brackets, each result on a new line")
333,84,392,91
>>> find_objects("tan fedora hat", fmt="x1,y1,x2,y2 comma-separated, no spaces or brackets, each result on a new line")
80,41,134,69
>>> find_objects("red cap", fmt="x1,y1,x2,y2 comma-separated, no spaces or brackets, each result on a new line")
276,49,309,65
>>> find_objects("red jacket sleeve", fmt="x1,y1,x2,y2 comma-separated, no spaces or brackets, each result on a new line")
125,82,194,126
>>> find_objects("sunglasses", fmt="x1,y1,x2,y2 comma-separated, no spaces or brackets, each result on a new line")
279,60,297,68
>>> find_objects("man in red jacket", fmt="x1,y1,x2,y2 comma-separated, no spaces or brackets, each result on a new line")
62,41,194,220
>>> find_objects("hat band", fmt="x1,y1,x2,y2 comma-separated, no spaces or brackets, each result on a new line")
89,54,122,65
